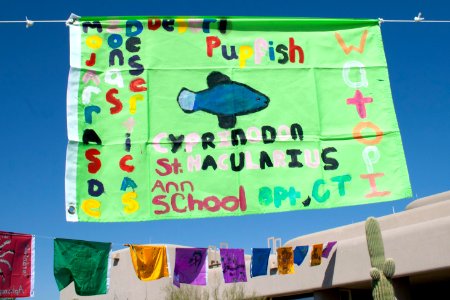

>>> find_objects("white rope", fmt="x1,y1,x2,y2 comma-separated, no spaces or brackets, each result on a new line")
2,19,450,24
0,14,79,27
0,13,449,28
380,12,450,24
0,19,67,28
380,19,450,23
0,20,67,23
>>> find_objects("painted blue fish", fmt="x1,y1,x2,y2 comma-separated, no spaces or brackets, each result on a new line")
177,72,270,129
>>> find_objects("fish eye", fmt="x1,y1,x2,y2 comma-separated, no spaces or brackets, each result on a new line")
256,97,260,101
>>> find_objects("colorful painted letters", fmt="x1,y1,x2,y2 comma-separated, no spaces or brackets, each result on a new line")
65,17,411,222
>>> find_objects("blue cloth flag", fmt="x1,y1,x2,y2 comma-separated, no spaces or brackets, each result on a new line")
294,246,309,266
250,248,271,277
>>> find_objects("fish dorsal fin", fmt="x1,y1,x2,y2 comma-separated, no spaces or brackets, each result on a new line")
207,71,231,88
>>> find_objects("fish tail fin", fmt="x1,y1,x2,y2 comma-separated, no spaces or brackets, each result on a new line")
177,88,196,113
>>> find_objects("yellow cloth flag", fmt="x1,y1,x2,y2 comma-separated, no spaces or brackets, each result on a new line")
277,247,294,274
310,244,323,266
129,245,169,281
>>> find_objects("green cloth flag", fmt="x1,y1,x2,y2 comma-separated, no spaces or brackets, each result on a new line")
65,16,411,222
53,238,111,295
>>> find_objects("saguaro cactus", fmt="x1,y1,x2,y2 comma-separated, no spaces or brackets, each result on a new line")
365,217,396,300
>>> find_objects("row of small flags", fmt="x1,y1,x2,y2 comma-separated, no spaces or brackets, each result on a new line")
0,231,336,297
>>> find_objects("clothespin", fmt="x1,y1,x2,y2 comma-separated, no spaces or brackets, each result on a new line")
66,13,80,26
25,16,34,28
414,12,424,22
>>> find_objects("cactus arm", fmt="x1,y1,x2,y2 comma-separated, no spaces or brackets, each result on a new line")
365,217,386,270
370,267,381,280
383,258,395,278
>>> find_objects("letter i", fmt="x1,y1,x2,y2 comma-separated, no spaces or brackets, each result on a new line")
269,41,275,61
125,133,131,152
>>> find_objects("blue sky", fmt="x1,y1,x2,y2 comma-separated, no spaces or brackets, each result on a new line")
0,0,449,299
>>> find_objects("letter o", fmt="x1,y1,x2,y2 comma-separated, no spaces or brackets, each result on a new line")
246,127,262,143
108,34,123,49
277,125,291,141
86,35,103,49
353,121,383,145
221,196,239,211
204,196,221,212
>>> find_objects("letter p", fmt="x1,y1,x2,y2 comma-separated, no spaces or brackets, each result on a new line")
206,36,221,57
239,46,253,68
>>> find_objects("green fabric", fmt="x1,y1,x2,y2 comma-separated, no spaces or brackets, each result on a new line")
53,238,111,295
66,16,411,222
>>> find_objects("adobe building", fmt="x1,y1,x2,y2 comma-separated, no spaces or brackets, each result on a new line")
61,191,450,299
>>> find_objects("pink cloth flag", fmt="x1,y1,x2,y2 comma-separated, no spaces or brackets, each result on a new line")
0,231,34,298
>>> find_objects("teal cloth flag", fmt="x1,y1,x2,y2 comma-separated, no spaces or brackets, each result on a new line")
54,238,111,296
294,245,309,266
250,248,271,277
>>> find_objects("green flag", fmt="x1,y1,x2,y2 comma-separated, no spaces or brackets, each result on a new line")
53,238,111,295
65,17,411,222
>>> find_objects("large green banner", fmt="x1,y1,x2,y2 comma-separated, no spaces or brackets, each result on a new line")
65,16,411,222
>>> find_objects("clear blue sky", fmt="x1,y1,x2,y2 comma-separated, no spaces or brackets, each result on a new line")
0,0,449,299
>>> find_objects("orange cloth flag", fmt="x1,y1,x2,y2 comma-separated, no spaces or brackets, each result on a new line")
277,247,294,274
310,244,323,266
129,245,169,281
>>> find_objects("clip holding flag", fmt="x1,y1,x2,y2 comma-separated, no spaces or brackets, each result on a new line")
25,16,34,28
414,12,424,22
66,13,80,26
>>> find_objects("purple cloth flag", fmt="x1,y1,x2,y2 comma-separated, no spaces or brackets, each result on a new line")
293,245,309,266
322,241,337,258
220,248,247,283
173,248,207,287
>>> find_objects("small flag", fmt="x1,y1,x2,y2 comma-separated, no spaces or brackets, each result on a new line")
173,248,207,287
129,245,169,281
0,231,34,298
250,248,271,277
54,238,111,296
322,241,337,258
219,248,247,283
310,244,323,266
293,245,309,266
277,247,294,275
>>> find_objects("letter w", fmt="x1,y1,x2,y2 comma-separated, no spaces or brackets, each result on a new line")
335,30,368,55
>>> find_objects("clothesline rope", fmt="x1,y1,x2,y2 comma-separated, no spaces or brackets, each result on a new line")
1,231,130,247
380,19,450,23
0,20,67,23
0,13,449,28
